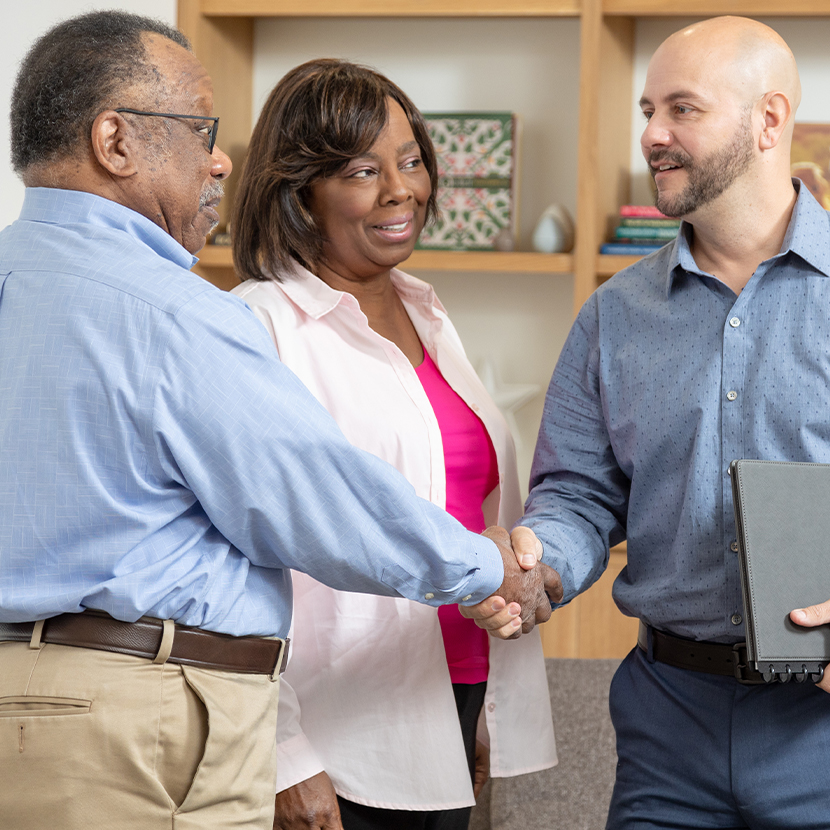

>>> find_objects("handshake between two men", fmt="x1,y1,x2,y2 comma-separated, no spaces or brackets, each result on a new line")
461,526,563,640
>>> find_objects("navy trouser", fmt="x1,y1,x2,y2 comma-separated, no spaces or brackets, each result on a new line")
607,646,830,829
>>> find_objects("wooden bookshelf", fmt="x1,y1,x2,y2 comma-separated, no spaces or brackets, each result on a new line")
201,0,581,15
199,245,573,274
197,245,574,291
604,0,830,14
539,544,639,659
596,254,642,276
179,0,626,310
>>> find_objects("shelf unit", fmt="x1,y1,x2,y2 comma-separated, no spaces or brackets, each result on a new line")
177,0,829,658
180,0,830,310
174,0,659,310
178,0,617,310
197,247,575,291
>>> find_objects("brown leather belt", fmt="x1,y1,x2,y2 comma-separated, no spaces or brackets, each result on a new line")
0,610,289,676
638,621,765,685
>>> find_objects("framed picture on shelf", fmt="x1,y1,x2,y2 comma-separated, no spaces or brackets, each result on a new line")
791,123,830,210
417,112,520,252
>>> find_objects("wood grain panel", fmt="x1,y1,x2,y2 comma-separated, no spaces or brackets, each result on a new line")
540,546,640,659
573,0,634,314
178,1,254,233
201,0,580,17
605,0,830,15
596,253,642,276
196,245,575,274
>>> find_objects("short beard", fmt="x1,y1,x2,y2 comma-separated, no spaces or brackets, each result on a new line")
649,111,755,218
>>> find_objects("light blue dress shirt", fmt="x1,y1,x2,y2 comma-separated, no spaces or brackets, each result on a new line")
523,180,830,643
0,188,502,637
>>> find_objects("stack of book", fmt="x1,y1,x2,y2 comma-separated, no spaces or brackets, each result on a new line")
600,205,680,255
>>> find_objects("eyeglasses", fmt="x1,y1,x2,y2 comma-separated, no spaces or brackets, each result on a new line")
114,108,220,153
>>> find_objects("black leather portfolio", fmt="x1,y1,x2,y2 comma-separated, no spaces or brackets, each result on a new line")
730,459,830,683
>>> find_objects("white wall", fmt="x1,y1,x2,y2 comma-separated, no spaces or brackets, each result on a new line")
0,0,176,230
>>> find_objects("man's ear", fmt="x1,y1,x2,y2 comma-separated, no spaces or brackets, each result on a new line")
758,91,792,151
91,110,138,177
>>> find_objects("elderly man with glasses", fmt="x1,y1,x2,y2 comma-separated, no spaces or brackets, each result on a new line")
0,11,557,830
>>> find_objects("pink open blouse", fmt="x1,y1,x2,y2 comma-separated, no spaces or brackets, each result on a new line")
416,348,497,685
231,260,556,810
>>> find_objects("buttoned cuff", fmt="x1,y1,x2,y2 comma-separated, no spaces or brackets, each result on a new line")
454,535,504,605
379,534,504,607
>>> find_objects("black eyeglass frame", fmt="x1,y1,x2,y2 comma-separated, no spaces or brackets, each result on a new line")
114,108,220,153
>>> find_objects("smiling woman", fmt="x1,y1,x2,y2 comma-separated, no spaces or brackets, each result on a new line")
229,59,556,830
308,101,431,281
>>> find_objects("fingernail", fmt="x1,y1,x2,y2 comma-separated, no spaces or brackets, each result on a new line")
511,617,521,628
522,554,536,566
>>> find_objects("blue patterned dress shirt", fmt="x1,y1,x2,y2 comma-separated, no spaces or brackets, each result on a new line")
523,180,830,643
0,188,502,637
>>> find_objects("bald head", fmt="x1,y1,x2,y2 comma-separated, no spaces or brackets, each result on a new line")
640,16,800,220
652,16,800,115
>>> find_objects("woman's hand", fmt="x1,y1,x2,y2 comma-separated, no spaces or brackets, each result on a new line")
273,772,343,830
473,739,490,800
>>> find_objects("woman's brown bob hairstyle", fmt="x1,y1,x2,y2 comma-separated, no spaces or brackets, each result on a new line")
231,58,439,282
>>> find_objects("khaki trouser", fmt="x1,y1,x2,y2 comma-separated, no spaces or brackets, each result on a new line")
0,639,280,828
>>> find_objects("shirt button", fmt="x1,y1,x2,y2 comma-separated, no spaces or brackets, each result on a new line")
487,703,496,712
424,592,434,600
730,541,739,553
471,404,480,412
462,594,472,601
731,613,743,625
729,317,741,328
726,390,738,401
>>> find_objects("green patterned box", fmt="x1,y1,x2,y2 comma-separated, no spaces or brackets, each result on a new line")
417,112,519,251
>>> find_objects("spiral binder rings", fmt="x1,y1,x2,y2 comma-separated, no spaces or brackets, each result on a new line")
730,459,830,684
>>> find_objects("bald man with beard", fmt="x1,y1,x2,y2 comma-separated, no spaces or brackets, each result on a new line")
514,16,830,828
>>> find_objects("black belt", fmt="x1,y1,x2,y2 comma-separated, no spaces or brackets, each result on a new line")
638,622,765,685
0,610,289,676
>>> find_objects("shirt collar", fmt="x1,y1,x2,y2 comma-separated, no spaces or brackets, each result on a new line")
20,187,198,270
665,178,830,295
782,178,830,276
275,257,447,320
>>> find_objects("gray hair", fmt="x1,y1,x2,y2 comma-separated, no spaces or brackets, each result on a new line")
10,10,190,173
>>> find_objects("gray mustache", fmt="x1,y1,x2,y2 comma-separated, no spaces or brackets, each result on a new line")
200,181,225,208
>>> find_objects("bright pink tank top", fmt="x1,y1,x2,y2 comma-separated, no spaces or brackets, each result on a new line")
415,349,499,684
